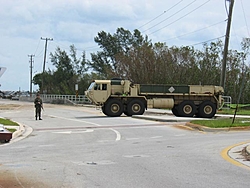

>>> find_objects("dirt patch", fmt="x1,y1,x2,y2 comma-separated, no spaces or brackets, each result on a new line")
0,104,21,110
0,169,48,188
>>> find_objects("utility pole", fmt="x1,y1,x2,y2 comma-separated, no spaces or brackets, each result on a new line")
220,0,235,89
28,54,35,97
41,37,53,93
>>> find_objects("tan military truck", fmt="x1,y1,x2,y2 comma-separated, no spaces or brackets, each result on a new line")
85,79,224,118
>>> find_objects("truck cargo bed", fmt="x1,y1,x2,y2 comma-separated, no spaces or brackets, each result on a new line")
139,84,189,94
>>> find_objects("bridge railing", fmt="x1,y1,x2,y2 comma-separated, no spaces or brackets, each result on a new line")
20,94,92,104
222,96,232,109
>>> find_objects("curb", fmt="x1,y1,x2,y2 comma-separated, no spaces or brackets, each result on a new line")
3,121,26,140
133,115,250,132
12,123,25,139
10,123,33,144
246,145,250,156
3,122,33,144
132,115,195,122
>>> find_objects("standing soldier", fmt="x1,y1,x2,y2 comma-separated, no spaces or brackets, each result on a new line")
34,93,43,120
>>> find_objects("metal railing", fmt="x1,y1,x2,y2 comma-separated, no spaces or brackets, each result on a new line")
20,94,91,105
222,96,232,109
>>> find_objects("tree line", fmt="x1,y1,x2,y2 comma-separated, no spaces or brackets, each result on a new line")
33,27,250,103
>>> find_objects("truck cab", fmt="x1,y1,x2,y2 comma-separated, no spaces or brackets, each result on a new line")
85,80,111,105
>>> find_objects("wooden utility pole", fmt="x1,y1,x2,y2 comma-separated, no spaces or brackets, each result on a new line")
220,0,235,89
28,54,35,97
41,37,53,93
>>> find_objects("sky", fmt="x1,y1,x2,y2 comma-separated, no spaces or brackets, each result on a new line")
0,0,249,92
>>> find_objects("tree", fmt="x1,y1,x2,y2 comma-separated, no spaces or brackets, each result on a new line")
89,27,151,78
33,45,88,94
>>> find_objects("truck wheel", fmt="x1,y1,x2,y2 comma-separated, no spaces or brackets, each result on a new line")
123,107,129,116
101,106,107,115
198,101,216,118
123,111,129,116
172,105,180,117
178,101,196,117
127,99,145,116
105,99,123,117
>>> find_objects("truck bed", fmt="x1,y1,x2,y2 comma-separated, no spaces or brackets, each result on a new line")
139,84,215,95
139,84,189,94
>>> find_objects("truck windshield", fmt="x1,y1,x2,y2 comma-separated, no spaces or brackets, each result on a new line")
88,82,95,90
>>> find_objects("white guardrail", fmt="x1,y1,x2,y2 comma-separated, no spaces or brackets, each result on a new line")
19,94,91,105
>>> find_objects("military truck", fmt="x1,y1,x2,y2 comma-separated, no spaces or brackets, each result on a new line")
85,79,224,118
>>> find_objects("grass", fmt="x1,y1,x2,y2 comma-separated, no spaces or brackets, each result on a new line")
190,104,250,128
191,118,250,128
217,109,250,115
0,118,19,126
6,128,17,133
0,118,19,134
218,103,250,115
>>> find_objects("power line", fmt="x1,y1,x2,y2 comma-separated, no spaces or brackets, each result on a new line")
142,0,197,33
138,0,184,29
240,0,250,37
33,39,41,56
34,49,44,58
224,0,229,16
149,0,211,35
52,41,100,52
162,20,226,42
191,35,225,46
138,11,167,30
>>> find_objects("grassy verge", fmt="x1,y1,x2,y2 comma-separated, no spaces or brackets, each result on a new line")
191,118,250,128
0,118,19,133
5,128,17,133
0,118,19,126
218,109,250,115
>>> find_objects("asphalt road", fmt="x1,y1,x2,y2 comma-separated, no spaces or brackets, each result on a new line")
0,100,249,188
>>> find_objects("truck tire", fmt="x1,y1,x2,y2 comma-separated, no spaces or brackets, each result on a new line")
105,99,123,117
127,99,145,116
123,107,129,116
172,105,180,117
101,106,107,115
198,101,216,118
178,101,196,117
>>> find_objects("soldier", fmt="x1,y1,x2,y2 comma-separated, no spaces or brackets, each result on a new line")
34,93,43,120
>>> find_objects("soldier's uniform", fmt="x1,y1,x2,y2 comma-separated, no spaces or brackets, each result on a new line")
34,94,43,120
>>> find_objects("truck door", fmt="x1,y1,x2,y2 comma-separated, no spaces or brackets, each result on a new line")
92,83,109,103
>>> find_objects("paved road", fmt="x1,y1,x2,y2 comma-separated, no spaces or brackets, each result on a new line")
0,100,249,188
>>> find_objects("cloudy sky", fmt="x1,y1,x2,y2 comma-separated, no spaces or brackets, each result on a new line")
0,0,249,92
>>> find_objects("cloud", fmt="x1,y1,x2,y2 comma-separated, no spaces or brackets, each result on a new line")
0,0,250,91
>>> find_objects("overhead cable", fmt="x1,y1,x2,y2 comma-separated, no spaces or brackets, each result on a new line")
149,0,211,35
138,0,184,29
33,39,41,56
143,0,197,33
162,20,226,42
240,0,250,37
192,35,225,46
